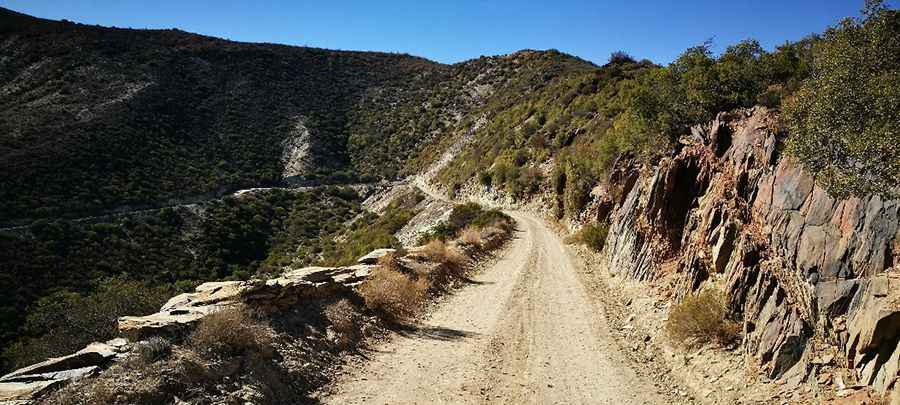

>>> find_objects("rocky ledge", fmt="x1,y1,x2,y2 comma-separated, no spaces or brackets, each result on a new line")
1,261,375,404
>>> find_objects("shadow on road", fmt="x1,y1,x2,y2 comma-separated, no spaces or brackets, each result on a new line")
395,323,479,341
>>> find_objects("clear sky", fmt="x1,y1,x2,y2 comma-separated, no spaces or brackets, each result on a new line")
0,0,884,65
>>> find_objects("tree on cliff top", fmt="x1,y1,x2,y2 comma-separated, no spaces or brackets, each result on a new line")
785,0,900,197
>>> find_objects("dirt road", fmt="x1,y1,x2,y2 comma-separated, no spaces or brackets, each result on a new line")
321,211,669,404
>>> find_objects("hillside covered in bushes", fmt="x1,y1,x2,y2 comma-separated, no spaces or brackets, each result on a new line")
1,2,898,402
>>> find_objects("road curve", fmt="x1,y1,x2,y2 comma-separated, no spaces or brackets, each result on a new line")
321,211,667,404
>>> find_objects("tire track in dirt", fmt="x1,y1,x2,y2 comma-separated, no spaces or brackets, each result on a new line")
320,212,671,404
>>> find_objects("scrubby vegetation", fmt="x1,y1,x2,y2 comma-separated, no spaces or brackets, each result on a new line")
567,223,609,251
0,187,362,372
358,256,429,322
0,9,484,225
324,298,363,351
44,304,338,404
189,305,273,359
315,191,422,266
433,32,821,217
665,289,740,349
356,202,512,321
135,337,173,364
420,202,514,243
4,278,173,370
785,2,900,197
436,1,900,210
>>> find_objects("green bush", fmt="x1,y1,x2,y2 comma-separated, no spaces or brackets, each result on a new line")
0,187,363,373
569,223,609,251
785,3,900,197
665,289,740,348
318,192,421,266
419,203,512,243
2,278,173,370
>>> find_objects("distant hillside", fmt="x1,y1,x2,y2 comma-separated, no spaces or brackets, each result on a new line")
0,7,599,372
1,8,597,224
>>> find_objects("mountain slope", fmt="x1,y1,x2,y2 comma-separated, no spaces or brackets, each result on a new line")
0,8,461,223
0,7,599,373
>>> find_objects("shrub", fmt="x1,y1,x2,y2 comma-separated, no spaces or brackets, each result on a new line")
422,240,468,265
376,252,404,273
608,51,636,65
420,203,512,243
785,2,900,197
459,227,483,247
318,195,418,266
3,278,173,370
358,266,427,322
135,336,171,364
665,289,740,348
189,305,272,359
420,240,470,291
478,171,493,187
324,299,361,350
568,223,609,251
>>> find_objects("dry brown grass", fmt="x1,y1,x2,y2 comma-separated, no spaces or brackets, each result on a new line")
459,226,483,247
48,353,172,405
480,225,512,251
324,298,361,350
358,266,427,322
665,289,740,348
376,251,404,272
189,305,273,359
422,239,468,266
419,239,471,292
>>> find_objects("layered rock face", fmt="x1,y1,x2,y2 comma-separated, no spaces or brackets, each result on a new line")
119,264,372,340
600,107,900,393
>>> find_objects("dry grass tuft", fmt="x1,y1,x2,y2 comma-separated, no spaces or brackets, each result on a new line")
422,240,469,266
324,298,361,350
420,239,471,291
665,289,740,348
376,251,404,272
189,305,273,359
135,336,172,364
358,266,427,322
459,226,483,247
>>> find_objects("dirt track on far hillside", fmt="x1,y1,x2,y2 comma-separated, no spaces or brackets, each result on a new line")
320,211,671,404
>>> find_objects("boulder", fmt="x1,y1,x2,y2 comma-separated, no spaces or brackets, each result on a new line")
0,343,117,383
0,340,126,402
119,305,221,340
847,273,900,357
0,380,62,403
357,248,396,265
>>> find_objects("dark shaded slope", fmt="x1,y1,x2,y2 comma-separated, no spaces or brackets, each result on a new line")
0,8,455,223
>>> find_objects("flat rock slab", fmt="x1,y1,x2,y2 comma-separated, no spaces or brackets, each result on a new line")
357,248,396,265
0,380,63,402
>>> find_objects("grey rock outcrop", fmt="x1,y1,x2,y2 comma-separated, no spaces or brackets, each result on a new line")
0,339,128,403
120,265,372,339
600,107,900,394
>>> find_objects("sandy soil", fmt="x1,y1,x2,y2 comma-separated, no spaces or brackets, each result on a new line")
319,212,671,404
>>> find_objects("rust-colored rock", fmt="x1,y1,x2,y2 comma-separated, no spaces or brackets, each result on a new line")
600,106,900,390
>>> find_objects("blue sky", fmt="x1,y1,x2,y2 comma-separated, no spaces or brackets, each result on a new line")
0,0,882,65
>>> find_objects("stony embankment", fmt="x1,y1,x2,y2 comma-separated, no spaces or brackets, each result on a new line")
597,107,900,403
0,263,372,404
0,217,510,404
